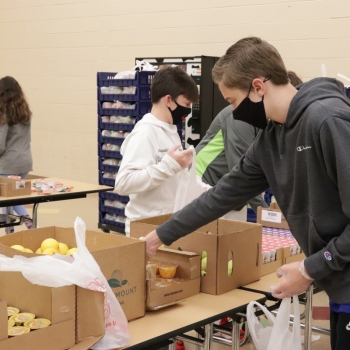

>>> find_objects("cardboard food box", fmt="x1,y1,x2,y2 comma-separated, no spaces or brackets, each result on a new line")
282,247,306,264
0,227,146,321
131,214,262,295
146,247,200,310
0,272,105,350
257,203,289,229
0,177,31,197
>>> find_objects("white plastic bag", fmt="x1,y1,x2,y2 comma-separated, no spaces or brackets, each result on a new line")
173,148,207,212
247,295,302,350
0,217,130,350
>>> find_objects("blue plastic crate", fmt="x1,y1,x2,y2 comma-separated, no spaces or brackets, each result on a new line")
98,144,122,158
97,71,156,87
138,101,152,115
98,130,126,145
247,208,257,223
99,212,126,229
99,199,125,216
98,86,151,102
98,117,135,131
98,88,138,102
99,191,129,203
98,101,138,117
98,158,120,173
98,171,117,187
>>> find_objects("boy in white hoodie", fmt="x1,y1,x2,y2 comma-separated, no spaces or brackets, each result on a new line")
115,66,199,236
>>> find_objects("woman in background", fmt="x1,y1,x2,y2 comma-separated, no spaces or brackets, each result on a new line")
0,76,33,233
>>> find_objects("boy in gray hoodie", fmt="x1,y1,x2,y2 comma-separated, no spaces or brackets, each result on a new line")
142,37,350,349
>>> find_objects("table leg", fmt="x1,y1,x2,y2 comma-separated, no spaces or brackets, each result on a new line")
5,206,11,234
32,203,39,228
203,323,213,350
231,320,240,350
304,284,313,350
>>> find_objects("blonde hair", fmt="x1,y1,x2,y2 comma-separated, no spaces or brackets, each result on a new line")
212,37,289,91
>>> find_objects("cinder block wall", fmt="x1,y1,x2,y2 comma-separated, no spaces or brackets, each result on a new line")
0,0,349,183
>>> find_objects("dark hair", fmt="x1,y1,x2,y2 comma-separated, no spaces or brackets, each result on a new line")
0,76,32,126
151,66,199,104
287,70,303,86
212,37,289,90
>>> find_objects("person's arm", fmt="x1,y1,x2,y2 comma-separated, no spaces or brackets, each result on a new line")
302,117,350,281
247,194,269,213
115,128,190,196
154,144,269,246
0,123,9,156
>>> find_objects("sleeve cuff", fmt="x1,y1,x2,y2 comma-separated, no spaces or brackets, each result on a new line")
304,251,334,280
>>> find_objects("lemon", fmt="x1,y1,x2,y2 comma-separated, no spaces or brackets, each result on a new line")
58,242,69,255
66,247,77,255
35,247,42,254
41,238,59,252
24,248,33,253
42,248,58,255
11,245,26,252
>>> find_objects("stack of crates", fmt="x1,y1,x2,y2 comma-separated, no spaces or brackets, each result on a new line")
97,70,156,233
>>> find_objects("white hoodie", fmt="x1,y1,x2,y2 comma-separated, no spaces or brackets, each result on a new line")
114,113,183,235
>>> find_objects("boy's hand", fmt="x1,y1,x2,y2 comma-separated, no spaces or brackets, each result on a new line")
167,145,193,169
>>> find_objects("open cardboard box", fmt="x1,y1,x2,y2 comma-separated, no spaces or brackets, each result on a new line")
260,248,283,277
257,203,289,229
146,247,200,310
131,214,262,295
0,177,31,197
0,272,105,350
0,227,146,321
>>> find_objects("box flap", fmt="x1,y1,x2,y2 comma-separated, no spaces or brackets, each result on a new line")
68,336,103,350
0,300,7,341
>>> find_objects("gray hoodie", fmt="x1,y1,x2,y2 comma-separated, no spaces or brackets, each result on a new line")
157,78,350,303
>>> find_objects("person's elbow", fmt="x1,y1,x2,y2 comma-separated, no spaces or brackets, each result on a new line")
114,175,130,196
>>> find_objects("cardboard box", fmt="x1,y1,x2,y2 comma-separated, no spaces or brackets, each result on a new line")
257,203,289,229
0,177,31,197
0,227,146,321
282,247,306,264
131,214,262,295
146,247,200,310
26,174,46,180
260,248,283,277
0,272,105,350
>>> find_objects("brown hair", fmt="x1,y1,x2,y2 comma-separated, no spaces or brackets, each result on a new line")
287,70,303,86
151,66,199,104
212,37,289,91
0,76,32,126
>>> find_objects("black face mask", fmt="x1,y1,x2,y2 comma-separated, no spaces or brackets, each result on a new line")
232,76,271,130
168,100,192,125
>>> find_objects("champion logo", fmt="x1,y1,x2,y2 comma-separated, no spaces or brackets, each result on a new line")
297,146,312,152
346,322,350,331
324,251,332,261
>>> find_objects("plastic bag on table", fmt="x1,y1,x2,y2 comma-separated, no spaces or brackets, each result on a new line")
247,295,302,350
0,217,130,350
173,147,207,212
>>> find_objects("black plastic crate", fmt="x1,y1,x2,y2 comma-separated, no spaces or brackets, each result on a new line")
99,212,126,229
99,199,125,216
98,171,117,187
98,130,127,145
98,117,135,131
98,158,120,172
98,86,151,101
99,191,129,203
98,101,138,117
98,144,122,159
97,71,156,87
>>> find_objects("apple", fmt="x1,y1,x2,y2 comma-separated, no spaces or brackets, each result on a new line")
201,251,207,259
228,259,233,276
201,270,207,276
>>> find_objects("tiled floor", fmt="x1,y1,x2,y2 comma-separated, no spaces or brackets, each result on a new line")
1,194,332,349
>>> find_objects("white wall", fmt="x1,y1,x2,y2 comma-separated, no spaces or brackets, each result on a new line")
0,0,349,183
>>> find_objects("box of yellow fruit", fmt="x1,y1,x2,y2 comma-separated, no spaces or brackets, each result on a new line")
132,214,262,295
0,226,146,322
0,271,105,350
146,247,200,311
